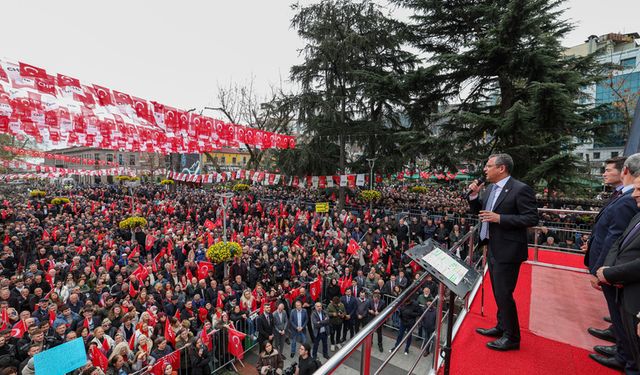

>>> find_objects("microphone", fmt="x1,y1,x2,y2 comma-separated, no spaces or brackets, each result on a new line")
463,176,486,199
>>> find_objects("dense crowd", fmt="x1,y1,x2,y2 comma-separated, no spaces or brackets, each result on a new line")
0,180,602,375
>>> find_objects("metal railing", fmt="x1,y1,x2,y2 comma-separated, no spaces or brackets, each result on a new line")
316,225,482,375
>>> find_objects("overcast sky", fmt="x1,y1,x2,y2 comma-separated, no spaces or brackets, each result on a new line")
2,0,638,115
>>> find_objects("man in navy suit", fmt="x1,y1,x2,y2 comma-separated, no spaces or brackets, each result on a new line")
468,153,538,351
289,300,308,358
588,155,640,372
340,288,357,342
597,173,640,372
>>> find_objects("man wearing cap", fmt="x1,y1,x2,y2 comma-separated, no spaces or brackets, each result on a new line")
31,298,49,324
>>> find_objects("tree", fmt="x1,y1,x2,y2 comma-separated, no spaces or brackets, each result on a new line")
208,78,295,170
396,0,607,191
287,0,418,206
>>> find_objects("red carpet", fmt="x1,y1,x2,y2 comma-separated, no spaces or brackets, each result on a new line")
444,251,622,375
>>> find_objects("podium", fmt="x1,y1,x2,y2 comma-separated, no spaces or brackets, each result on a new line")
406,239,480,375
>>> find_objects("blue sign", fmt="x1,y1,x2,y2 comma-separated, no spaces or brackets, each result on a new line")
34,338,87,375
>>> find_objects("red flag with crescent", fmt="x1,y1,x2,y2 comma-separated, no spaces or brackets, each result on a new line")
164,318,175,346
309,275,322,301
197,261,214,280
149,350,181,375
347,239,360,255
228,328,246,359
91,345,109,371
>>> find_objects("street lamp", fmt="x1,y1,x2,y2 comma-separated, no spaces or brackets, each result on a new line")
215,192,234,242
366,157,377,213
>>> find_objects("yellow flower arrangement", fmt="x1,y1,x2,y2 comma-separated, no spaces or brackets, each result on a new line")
51,197,70,205
29,190,46,198
411,186,428,194
116,175,131,181
359,189,381,202
160,179,175,185
232,183,250,192
119,216,148,230
207,241,243,263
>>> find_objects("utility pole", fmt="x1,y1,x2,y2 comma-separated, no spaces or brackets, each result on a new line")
366,157,377,213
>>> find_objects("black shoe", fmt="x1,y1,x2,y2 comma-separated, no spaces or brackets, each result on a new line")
290,353,295,358
603,316,612,323
476,327,504,337
285,338,291,345
587,327,616,343
378,344,383,353
486,337,520,351
588,353,624,370
323,354,330,360
594,344,617,358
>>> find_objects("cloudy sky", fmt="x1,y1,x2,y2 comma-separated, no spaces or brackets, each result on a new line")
2,0,638,114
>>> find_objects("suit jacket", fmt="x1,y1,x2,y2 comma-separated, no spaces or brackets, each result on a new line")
603,212,640,314
273,310,288,334
288,308,308,333
256,312,275,341
585,190,639,274
468,177,538,263
340,295,357,318
310,309,330,336
367,298,386,315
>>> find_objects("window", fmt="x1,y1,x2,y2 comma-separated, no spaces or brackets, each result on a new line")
220,157,225,165
621,57,636,70
94,153,100,162
242,157,247,164
106,154,113,162
118,154,124,166
577,153,583,159
232,157,237,165
129,155,136,166
611,151,619,158
593,152,600,160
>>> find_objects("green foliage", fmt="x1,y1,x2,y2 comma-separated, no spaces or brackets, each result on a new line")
359,189,382,202
29,190,46,198
395,0,608,191
287,0,419,177
207,241,243,263
119,216,148,230
51,197,70,205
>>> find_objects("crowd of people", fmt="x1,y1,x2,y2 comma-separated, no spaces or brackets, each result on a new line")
0,177,613,375
0,182,468,375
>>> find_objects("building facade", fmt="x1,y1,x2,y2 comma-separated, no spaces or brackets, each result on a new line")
566,32,640,174
44,147,166,184
201,148,251,172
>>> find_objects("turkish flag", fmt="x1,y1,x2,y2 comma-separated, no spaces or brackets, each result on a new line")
128,331,136,350
164,317,176,346
371,248,380,265
204,219,215,230
409,260,421,274
386,256,393,274
216,293,225,309
145,235,156,251
113,90,133,105
197,261,214,280
228,328,246,359
149,350,181,375
309,276,322,301
36,75,56,96
42,230,50,241
339,276,352,295
57,73,80,88
10,320,27,338
93,85,113,106
201,327,213,351
91,345,109,371
132,263,149,283
292,235,301,248
381,236,388,250
347,239,360,255
19,62,47,78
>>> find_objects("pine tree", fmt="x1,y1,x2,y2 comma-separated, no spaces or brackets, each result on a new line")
282,0,418,204
397,0,606,190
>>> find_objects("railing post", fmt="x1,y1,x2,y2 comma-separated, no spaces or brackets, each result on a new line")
360,333,373,375
465,232,475,311
432,283,446,371
534,228,540,262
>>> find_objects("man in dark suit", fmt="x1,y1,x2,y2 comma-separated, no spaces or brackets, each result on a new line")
468,153,538,351
340,288,357,342
585,155,640,371
256,303,275,352
597,175,640,371
367,291,386,352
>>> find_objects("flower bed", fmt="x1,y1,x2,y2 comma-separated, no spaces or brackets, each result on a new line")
207,241,243,263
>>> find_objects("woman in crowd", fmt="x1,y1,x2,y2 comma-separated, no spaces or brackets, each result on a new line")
257,340,284,375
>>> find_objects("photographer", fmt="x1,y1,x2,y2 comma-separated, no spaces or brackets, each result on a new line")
257,340,284,375
295,343,320,375
326,297,345,352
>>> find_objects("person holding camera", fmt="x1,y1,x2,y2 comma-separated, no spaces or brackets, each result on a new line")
257,340,284,375
326,297,345,352
295,343,320,375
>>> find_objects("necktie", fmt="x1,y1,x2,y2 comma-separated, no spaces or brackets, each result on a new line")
480,185,499,240
621,220,640,248
346,296,350,304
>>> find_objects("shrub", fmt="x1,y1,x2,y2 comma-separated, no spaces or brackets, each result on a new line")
207,241,243,263
411,186,428,194
160,179,175,185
